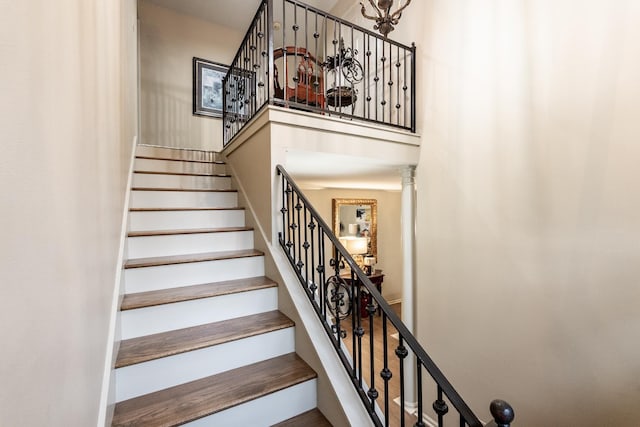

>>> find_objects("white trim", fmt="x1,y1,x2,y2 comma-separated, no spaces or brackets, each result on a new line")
97,135,138,427
393,397,438,427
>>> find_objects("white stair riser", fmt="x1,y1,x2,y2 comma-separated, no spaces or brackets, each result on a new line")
185,380,317,427
124,257,265,293
127,231,254,259
115,328,295,401
130,190,237,209
120,288,278,339
135,158,226,175
129,210,245,232
132,173,231,190
136,146,221,163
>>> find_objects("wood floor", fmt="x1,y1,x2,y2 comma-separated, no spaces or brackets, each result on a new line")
340,303,419,427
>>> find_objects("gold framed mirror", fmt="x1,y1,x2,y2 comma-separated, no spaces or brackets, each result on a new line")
332,198,377,260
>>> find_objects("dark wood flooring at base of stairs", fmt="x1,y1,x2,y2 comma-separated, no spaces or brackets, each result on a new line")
272,408,333,427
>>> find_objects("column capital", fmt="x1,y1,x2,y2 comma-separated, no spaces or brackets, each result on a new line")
401,165,416,185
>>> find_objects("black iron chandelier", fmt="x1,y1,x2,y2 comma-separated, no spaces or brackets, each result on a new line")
360,0,412,38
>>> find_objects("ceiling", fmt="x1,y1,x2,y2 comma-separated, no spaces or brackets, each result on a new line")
144,0,340,31
142,0,404,191
285,150,404,191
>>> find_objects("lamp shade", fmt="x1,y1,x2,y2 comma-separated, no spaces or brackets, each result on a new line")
339,236,368,255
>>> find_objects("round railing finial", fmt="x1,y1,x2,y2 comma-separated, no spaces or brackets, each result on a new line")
490,399,514,426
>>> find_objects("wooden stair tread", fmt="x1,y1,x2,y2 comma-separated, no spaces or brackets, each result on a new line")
127,226,253,238
272,409,333,427
124,249,263,269
133,170,230,177
121,276,277,310
115,310,293,368
131,187,236,192
129,207,245,212
112,353,316,426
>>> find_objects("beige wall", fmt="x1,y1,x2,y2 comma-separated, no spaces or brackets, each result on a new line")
0,0,138,426
304,189,403,302
139,1,243,151
335,0,640,425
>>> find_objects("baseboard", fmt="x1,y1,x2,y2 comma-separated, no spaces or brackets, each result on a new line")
393,397,438,427
97,135,138,427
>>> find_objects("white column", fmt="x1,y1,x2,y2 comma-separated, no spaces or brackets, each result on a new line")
400,165,417,409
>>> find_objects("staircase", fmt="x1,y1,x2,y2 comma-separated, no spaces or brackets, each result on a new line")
112,145,332,426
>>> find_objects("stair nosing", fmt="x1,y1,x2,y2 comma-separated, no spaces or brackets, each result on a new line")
127,226,253,238
129,207,245,212
115,310,293,368
131,187,237,193
121,276,277,311
124,249,263,269
133,170,231,178
112,353,316,426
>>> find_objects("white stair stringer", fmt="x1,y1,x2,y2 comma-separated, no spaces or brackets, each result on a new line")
126,229,254,258
115,327,295,401
120,287,278,339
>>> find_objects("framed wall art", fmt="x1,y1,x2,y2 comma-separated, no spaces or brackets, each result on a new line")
193,57,228,118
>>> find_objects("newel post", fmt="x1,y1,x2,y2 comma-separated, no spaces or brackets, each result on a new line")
486,399,514,427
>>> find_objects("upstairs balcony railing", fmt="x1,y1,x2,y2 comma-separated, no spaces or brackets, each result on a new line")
277,165,514,427
223,0,416,146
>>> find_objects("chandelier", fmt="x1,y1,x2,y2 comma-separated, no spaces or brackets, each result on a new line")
360,0,412,38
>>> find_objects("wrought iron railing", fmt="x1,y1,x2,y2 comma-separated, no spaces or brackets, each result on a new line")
223,0,416,146
277,165,514,427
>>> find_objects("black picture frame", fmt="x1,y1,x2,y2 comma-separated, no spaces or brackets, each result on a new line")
193,57,228,118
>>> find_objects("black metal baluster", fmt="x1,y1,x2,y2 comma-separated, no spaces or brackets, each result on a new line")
293,4,299,105
388,41,392,125
381,41,387,124
313,11,320,105
286,183,293,256
396,44,401,126
367,289,378,413
304,6,309,107
411,42,416,133
318,226,325,318
403,46,408,128
375,38,379,122
396,336,408,427
354,270,364,388
433,385,449,427
303,206,310,294
309,213,317,301
279,171,286,246
380,313,391,427
415,361,425,427
365,33,371,120
350,25,355,116
295,193,302,273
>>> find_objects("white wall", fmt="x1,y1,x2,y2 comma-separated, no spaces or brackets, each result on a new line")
0,0,138,426
334,0,640,425
139,1,243,151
